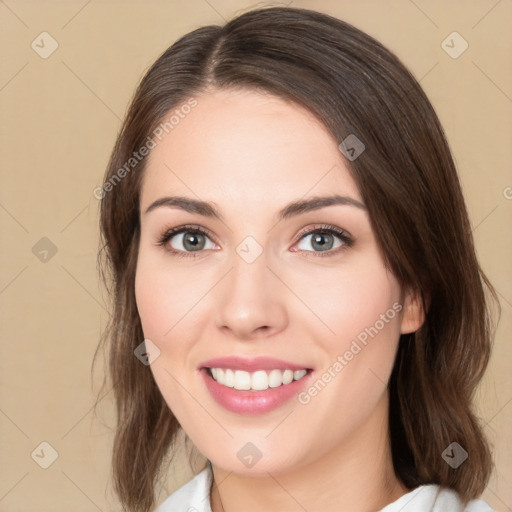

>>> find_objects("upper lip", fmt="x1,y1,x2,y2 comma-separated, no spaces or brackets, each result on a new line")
200,356,312,372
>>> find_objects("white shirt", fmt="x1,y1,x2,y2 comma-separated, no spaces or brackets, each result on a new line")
155,465,495,512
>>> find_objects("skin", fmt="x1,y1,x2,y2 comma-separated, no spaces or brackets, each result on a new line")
135,88,425,512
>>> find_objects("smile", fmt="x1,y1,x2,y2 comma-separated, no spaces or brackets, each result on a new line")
209,368,308,391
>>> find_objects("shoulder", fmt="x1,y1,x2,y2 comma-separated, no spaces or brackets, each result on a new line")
154,467,212,512
379,484,495,512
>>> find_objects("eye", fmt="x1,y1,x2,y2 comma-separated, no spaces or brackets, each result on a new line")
156,225,217,258
293,224,353,257
156,223,354,258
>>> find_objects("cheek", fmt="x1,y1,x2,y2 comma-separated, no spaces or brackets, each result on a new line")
134,255,201,418
134,248,201,342
313,261,402,401
291,263,402,448
294,255,403,414
134,249,214,393
339,269,400,345
290,254,401,348
134,262,167,341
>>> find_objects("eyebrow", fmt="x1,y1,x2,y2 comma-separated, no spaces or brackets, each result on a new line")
143,194,366,221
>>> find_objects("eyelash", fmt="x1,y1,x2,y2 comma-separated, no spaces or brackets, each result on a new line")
155,223,354,259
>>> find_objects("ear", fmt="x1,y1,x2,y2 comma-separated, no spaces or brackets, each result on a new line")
400,288,427,334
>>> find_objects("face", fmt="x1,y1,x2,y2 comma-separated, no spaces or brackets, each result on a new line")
135,88,420,476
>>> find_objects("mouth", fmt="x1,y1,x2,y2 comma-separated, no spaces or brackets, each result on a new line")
199,356,314,415
207,367,310,391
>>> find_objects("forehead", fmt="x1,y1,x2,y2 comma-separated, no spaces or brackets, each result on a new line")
140,88,361,211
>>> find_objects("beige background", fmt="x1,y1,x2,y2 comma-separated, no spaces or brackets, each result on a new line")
1,0,511,510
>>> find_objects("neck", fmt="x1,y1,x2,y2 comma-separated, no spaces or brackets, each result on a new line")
210,393,409,512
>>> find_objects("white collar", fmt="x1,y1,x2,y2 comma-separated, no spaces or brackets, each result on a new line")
155,464,494,512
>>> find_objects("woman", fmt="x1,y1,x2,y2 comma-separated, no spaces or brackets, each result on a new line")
95,6,499,512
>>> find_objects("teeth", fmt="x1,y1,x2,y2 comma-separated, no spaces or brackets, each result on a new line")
268,369,283,388
209,367,308,391
251,370,268,391
282,369,294,385
224,369,235,388
294,369,307,380
234,370,251,390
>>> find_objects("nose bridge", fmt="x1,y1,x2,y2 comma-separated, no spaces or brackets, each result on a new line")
214,240,287,337
231,242,269,293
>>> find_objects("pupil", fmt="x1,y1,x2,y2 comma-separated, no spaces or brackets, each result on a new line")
313,233,333,251
185,233,203,251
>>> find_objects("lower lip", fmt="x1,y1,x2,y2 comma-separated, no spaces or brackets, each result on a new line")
201,368,313,415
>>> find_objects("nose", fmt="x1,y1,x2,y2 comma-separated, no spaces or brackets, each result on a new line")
215,249,288,340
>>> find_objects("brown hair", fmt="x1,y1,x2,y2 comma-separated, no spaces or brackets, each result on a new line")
94,6,499,512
